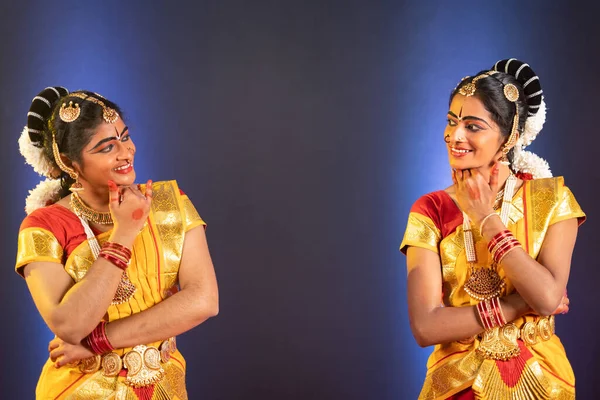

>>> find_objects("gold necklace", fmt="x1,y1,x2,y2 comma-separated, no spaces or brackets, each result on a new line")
462,175,517,301
70,193,113,225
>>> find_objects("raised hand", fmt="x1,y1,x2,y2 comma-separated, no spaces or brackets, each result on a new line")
108,179,153,247
452,164,499,226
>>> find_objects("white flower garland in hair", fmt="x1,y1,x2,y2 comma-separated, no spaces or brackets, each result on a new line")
519,98,547,149
18,126,60,178
512,146,552,179
510,97,552,179
25,178,63,215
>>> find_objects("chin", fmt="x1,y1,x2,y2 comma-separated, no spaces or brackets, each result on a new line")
113,171,136,186
448,157,481,171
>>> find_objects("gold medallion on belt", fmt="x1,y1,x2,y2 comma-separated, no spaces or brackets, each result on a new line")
475,315,555,360
78,337,177,387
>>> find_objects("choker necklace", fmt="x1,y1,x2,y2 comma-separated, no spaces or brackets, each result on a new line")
70,193,113,225
463,174,517,301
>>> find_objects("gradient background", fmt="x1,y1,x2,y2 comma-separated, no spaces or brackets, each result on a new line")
1,1,598,399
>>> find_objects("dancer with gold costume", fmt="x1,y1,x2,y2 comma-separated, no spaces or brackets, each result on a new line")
400,59,585,399
16,87,219,399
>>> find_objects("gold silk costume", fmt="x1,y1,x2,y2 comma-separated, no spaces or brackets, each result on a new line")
16,181,206,400
400,177,585,400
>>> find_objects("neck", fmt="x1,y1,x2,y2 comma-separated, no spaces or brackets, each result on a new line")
481,162,511,185
76,184,110,212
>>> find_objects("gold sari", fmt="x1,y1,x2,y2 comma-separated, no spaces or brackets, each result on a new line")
16,181,205,400
400,177,585,400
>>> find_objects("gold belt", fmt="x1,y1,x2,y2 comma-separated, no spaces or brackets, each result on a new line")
78,337,177,388
476,315,555,361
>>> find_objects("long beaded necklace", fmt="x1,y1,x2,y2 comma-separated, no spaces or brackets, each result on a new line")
463,174,517,301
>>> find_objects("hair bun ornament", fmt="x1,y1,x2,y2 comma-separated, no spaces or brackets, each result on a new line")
20,86,69,178
492,59,546,149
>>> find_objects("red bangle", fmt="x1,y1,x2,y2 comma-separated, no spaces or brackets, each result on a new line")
477,302,492,330
484,299,498,328
487,230,513,252
86,321,114,355
99,252,128,270
100,249,130,264
493,239,521,264
103,242,132,258
102,247,131,259
491,297,507,326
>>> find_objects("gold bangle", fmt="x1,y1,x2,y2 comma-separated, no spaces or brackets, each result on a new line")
479,212,498,233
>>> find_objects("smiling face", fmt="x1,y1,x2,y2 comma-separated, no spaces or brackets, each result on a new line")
72,117,136,189
444,94,505,171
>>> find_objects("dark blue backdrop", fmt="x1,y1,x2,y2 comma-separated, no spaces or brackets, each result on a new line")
1,1,598,399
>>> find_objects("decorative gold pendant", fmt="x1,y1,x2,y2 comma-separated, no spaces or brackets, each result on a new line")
477,324,520,361
123,345,165,388
111,271,136,305
464,267,505,301
79,354,101,374
101,352,123,377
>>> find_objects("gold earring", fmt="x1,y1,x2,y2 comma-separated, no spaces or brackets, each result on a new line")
69,174,84,192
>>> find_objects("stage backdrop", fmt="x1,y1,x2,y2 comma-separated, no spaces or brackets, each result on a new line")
1,1,598,398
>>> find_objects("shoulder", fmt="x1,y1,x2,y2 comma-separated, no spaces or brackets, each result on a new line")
409,190,452,225
526,176,569,200
20,204,73,232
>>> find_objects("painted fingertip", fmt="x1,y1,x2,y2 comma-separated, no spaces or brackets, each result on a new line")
107,180,118,191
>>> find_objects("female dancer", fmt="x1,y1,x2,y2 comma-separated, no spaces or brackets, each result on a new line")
401,59,585,399
16,87,218,399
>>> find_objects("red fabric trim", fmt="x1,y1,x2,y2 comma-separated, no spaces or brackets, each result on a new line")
21,204,102,262
540,364,575,388
411,191,463,239
170,354,185,370
430,349,470,369
447,387,475,400
53,373,86,399
179,188,185,195
495,340,533,387
133,385,156,400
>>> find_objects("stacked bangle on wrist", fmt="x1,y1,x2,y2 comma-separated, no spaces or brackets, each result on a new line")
86,321,114,355
98,241,132,271
476,297,507,330
487,230,522,264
